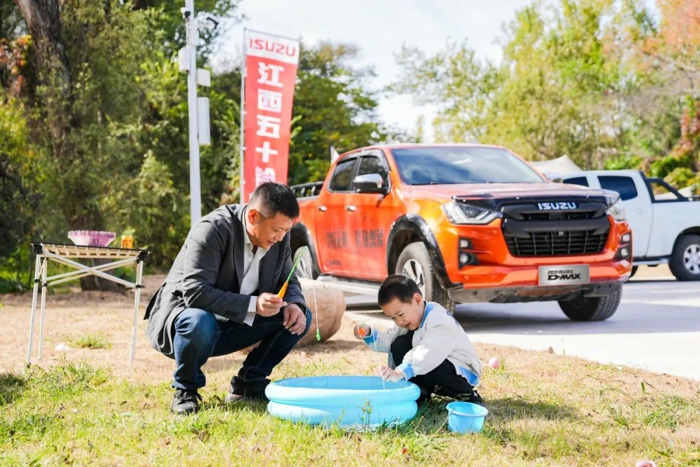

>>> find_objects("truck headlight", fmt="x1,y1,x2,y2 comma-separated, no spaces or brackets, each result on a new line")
442,202,500,225
606,198,626,221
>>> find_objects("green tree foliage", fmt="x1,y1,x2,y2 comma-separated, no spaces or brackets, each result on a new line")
621,0,700,190
393,39,498,144
2,2,397,277
133,0,243,60
394,0,698,192
395,0,633,168
288,42,402,184
9,1,163,240
109,54,240,267
2,0,242,275
0,98,40,291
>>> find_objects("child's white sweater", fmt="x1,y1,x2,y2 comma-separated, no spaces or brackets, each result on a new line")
363,301,483,385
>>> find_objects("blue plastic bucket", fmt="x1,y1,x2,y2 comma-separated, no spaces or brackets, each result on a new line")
446,401,488,433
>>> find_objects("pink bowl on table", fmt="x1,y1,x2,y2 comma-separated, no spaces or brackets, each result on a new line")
67,230,117,247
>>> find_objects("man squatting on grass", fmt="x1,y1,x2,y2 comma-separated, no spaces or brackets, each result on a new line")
144,182,310,414
354,275,483,404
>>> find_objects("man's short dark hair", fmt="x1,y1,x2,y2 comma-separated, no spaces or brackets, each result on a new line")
377,274,422,306
250,182,300,219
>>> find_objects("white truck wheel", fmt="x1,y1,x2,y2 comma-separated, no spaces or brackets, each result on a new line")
669,234,700,281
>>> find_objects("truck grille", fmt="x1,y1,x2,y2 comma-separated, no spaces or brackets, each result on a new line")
505,230,608,256
521,211,595,221
500,202,610,257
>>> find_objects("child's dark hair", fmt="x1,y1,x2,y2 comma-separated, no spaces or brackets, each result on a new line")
377,274,422,306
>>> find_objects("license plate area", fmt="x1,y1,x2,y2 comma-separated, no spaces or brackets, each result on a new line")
538,265,590,286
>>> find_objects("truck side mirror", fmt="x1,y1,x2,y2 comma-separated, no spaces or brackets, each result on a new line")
353,173,388,194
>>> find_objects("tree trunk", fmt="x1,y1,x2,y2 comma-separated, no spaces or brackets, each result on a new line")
16,0,73,146
17,0,117,292
79,259,125,293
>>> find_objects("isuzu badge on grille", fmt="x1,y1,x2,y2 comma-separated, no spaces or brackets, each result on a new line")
537,202,578,210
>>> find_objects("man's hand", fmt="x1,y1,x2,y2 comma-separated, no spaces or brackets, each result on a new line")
283,303,307,335
376,365,405,382
256,293,287,317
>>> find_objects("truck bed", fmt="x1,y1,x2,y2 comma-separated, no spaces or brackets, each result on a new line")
291,181,323,199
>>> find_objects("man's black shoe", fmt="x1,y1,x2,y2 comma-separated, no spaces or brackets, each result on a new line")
225,376,270,403
171,389,202,415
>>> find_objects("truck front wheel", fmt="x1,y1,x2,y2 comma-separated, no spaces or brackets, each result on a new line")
396,242,455,313
292,246,317,279
558,288,622,321
669,234,700,281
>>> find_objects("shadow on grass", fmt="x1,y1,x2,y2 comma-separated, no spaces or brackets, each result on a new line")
298,339,365,355
203,394,268,414
201,339,364,374
483,397,578,422
387,397,579,435
201,356,241,374
0,372,27,406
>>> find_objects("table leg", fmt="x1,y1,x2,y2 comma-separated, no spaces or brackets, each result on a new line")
38,258,48,360
129,260,145,366
26,255,43,364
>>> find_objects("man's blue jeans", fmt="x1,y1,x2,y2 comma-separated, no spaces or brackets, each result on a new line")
172,307,311,391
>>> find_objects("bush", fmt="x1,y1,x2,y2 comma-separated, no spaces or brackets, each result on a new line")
664,167,698,193
605,154,643,170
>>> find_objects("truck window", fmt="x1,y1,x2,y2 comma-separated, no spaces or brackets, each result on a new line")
564,176,589,187
648,180,683,201
598,176,638,201
356,156,389,188
329,158,358,192
391,146,544,185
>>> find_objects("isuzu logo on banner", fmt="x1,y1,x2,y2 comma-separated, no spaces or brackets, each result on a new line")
242,30,299,202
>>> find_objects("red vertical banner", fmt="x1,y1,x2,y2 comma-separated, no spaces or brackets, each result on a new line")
242,30,300,202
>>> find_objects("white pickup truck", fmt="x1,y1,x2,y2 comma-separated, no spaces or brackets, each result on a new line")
555,170,700,281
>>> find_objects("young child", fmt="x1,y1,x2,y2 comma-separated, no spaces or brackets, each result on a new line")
354,274,483,404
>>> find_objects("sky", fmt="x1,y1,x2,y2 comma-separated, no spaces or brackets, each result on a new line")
215,0,537,140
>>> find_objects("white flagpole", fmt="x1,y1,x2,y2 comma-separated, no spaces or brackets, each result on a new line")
185,0,202,223
239,28,246,204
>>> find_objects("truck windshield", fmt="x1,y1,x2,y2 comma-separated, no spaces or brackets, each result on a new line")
391,146,545,185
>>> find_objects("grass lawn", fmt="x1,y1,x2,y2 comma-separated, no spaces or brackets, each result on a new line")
2,344,699,466
1,283,699,466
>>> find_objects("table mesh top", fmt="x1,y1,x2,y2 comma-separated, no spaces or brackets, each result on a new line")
32,242,148,259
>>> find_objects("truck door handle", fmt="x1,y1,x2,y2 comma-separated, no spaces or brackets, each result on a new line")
317,206,327,212
345,205,356,212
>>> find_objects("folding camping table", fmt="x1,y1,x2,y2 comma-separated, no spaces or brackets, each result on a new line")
27,242,149,366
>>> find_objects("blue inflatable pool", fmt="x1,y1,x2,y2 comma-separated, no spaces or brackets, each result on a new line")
265,375,420,427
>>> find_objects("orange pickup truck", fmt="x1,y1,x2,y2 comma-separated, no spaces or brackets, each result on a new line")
290,144,632,321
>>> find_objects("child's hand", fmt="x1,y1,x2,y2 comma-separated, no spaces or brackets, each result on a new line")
353,323,372,339
376,365,405,382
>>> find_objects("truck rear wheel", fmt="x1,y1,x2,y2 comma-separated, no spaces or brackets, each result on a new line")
558,288,622,321
396,242,455,313
669,234,700,281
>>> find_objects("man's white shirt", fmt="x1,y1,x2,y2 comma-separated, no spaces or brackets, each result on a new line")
216,212,268,325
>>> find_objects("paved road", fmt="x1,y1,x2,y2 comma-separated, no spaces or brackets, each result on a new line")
345,275,700,381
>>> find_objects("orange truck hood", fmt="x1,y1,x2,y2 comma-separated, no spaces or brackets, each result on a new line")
408,182,610,203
